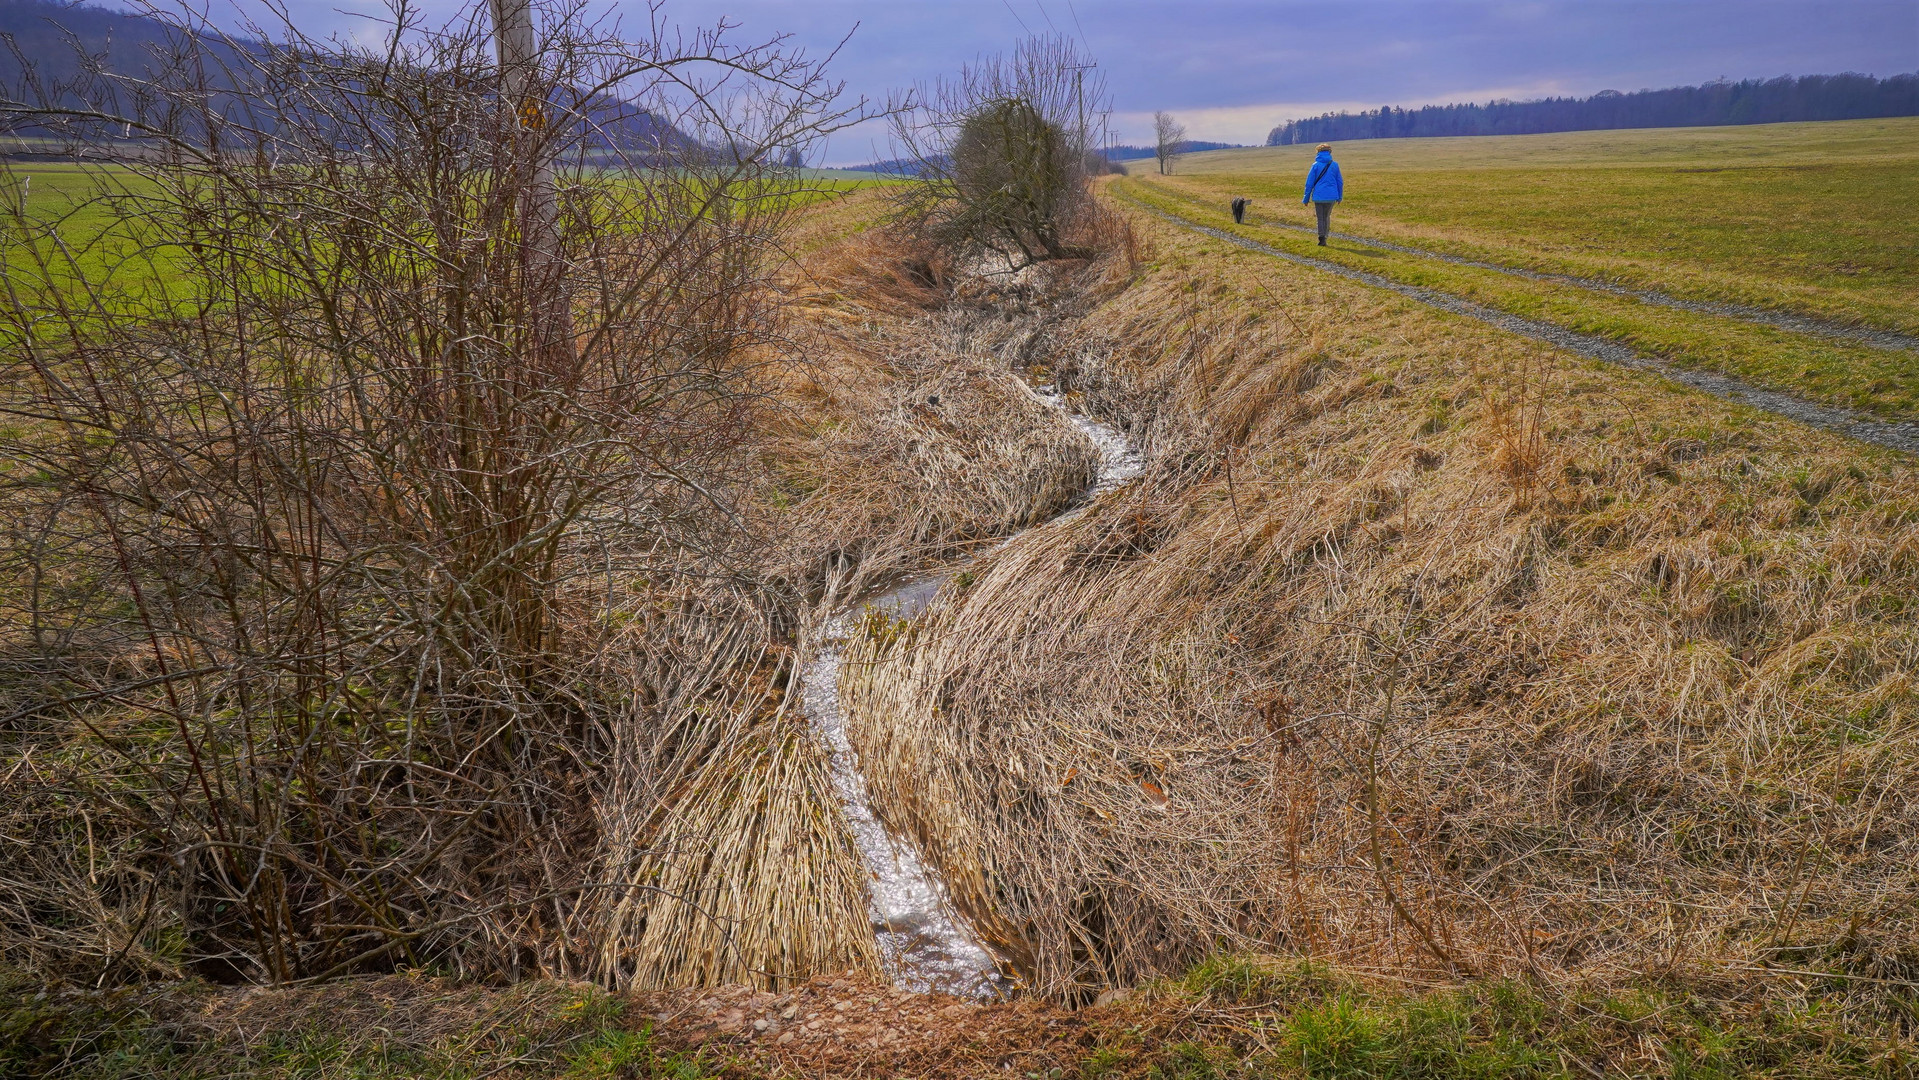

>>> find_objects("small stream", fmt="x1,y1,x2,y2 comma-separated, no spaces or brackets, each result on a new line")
801,387,1141,997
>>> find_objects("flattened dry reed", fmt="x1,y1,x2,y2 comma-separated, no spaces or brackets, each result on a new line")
771,241,1102,608
840,214,1919,1003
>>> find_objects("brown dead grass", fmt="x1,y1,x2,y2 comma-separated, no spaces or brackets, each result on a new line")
583,225,1119,993
840,203,1919,1004
766,230,1104,611
631,975,1095,1078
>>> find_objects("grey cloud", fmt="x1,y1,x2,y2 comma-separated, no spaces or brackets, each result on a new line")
214,0,1919,157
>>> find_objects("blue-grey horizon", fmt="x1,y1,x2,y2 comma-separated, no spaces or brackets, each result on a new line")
140,0,1919,165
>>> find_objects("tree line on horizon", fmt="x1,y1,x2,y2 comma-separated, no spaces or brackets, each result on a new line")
1265,72,1918,145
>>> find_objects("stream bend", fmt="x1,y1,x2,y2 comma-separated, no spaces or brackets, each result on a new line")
801,387,1141,996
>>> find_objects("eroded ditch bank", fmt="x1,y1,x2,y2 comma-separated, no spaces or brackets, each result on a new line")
800,383,1142,997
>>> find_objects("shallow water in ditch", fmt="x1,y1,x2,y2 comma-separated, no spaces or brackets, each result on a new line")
801,387,1140,997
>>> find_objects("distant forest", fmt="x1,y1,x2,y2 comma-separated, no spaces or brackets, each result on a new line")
0,0,215,88
1265,73,1919,146
1102,141,1243,161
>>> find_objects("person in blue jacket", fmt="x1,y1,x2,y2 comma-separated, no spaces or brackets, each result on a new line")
1301,143,1343,246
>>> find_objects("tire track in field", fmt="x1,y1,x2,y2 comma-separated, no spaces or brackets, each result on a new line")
1128,201,1919,457
1250,217,1919,354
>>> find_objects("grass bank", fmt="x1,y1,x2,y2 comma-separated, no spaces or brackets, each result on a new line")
1147,118,1919,337
1114,134,1919,420
837,192,1918,1029
6,957,1905,1077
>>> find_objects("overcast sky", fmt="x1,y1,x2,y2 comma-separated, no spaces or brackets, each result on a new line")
228,1,1919,164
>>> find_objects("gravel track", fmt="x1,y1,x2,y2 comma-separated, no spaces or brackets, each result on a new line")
1132,202,1919,457
1250,215,1919,354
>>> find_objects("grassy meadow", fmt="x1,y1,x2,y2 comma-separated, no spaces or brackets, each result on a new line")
1117,118,1919,417
2,165,170,318
5,91,1918,1077
0,162,889,323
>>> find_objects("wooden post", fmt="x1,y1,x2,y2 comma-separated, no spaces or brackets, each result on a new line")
490,0,573,369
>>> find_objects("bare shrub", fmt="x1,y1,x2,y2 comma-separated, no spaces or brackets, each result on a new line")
0,0,878,986
1152,110,1186,175
886,35,1122,271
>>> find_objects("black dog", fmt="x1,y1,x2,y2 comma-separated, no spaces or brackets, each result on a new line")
1231,197,1249,224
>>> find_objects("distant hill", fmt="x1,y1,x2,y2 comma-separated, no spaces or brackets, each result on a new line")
0,0,186,89
853,155,935,177
1266,73,1919,146
0,0,695,157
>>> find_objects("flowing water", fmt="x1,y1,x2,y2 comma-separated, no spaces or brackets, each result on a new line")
801,387,1141,997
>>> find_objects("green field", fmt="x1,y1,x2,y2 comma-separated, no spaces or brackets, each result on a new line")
1118,118,1919,418
1,162,890,329
3,164,161,310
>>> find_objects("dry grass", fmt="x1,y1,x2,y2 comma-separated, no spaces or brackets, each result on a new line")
586,225,1122,993
766,229,1108,611
5,197,1910,1077
838,204,1919,1013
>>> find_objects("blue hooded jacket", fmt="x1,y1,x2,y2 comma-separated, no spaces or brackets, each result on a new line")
1302,150,1343,203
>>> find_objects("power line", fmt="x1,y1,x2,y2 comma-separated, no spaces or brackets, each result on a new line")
999,0,1032,35
1033,0,1060,35
1064,0,1088,42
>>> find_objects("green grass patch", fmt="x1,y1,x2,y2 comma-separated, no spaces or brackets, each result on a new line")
0,164,895,330
1113,177,1919,419
1140,117,1919,337
0,970,722,1079
1125,956,1909,1078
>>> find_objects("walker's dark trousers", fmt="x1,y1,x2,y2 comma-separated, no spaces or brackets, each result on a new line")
1313,201,1333,243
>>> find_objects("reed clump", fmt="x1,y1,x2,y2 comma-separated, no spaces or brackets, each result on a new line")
840,209,1919,1015
769,233,1103,610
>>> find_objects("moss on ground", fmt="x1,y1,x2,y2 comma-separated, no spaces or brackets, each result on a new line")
5,959,1908,1078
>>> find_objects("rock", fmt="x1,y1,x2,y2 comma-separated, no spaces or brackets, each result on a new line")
1094,987,1132,1007
833,1000,851,1012
777,1031,795,1046
781,1004,799,1020
753,1018,769,1032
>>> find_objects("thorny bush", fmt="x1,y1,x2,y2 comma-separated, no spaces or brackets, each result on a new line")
0,0,869,985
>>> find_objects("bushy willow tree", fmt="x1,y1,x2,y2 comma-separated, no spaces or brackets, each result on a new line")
888,36,1112,271
0,0,873,986
946,97,1081,263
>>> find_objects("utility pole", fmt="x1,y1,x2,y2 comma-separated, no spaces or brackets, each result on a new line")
490,0,573,367
1064,60,1097,161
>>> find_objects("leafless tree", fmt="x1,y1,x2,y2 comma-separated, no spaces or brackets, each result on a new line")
886,35,1115,271
0,0,873,985
1153,110,1186,174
